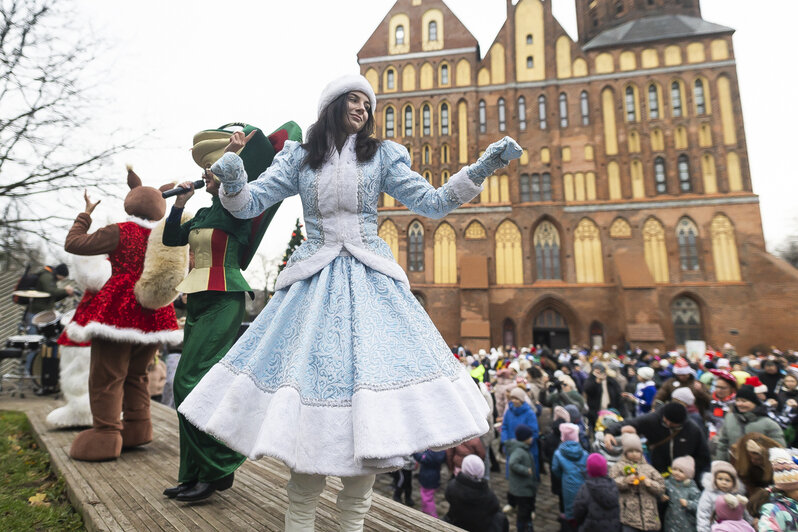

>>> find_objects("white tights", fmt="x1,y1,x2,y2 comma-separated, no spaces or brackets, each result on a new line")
284,470,376,532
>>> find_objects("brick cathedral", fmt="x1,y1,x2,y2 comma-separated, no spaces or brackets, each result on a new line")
358,0,798,353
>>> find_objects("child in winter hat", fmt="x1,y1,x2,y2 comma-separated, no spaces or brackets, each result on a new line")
507,424,538,532
663,455,701,532
757,448,798,531
634,367,657,415
572,453,620,532
711,494,754,532
552,423,589,526
697,461,743,532
610,433,665,531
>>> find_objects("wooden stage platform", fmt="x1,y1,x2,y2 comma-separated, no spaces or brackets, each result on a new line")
3,397,461,531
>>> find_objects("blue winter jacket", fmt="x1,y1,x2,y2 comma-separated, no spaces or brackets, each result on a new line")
552,440,588,519
501,402,540,479
635,381,657,415
412,449,446,489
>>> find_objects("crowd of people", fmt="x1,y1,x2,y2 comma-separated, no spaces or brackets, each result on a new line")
388,343,798,532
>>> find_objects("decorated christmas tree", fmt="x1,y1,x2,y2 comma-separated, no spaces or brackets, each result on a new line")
278,218,305,272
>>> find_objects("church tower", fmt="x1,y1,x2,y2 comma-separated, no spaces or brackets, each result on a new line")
576,0,703,45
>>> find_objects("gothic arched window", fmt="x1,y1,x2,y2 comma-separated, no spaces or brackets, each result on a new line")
538,95,547,130
678,154,692,192
677,218,700,271
408,221,425,272
534,221,561,280
671,296,703,345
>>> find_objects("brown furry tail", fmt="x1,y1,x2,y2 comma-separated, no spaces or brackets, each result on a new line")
134,212,192,309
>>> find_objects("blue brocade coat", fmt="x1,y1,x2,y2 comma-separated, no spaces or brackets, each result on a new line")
178,137,492,477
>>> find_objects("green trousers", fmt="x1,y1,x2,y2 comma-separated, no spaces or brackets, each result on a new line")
174,291,246,483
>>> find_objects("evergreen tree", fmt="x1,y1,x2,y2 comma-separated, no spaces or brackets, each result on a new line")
278,219,305,272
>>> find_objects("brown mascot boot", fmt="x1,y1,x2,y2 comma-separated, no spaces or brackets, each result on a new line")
69,339,129,461
121,344,155,448
70,428,123,462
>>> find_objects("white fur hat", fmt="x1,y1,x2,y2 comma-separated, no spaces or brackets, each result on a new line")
317,74,376,118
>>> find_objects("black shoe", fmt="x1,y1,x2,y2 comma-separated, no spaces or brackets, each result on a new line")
212,472,235,491
163,481,197,499
405,498,415,507
175,482,215,502
393,492,402,502
175,473,235,502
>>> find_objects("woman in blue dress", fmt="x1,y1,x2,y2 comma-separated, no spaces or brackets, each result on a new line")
179,74,521,531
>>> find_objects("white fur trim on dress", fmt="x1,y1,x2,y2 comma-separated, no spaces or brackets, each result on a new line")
125,215,161,229
71,255,111,292
179,364,490,477
66,321,183,346
445,167,484,204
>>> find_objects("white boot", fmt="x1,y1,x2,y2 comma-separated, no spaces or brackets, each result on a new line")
46,345,92,428
284,471,326,532
337,474,375,532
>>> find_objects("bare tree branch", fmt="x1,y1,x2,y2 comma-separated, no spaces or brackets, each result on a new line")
0,0,133,270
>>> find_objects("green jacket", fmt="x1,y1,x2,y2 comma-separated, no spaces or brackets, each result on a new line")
506,439,538,497
162,203,252,294
31,268,70,313
714,405,786,461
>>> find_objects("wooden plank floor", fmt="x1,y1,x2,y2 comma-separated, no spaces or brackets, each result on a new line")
3,397,461,531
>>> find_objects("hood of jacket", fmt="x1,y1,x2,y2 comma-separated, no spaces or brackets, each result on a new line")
508,401,533,416
558,440,587,461
584,476,617,509
505,438,530,456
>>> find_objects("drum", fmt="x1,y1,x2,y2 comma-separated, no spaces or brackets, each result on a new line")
29,341,59,393
5,334,44,351
2,334,44,381
32,310,62,338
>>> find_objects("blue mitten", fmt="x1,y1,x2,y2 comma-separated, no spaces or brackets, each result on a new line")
467,136,523,185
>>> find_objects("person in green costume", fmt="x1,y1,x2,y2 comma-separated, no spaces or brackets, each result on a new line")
161,123,301,502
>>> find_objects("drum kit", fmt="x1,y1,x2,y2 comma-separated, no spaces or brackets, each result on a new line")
0,290,64,397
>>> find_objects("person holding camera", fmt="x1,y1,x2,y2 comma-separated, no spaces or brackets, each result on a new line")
539,373,586,415
583,363,623,431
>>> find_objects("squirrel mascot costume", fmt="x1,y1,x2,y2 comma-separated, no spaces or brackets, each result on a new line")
46,254,112,428
64,169,185,461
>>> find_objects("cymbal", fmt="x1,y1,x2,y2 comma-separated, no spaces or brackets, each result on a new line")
12,290,51,298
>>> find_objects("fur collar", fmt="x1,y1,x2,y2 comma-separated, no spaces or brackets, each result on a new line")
125,215,160,229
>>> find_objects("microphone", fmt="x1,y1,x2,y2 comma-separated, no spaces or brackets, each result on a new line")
162,179,205,198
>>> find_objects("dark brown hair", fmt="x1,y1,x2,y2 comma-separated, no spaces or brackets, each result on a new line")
302,93,380,170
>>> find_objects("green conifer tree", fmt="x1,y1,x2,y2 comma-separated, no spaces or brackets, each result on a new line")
278,219,305,272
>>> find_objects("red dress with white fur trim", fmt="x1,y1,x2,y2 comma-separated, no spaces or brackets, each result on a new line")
67,221,180,345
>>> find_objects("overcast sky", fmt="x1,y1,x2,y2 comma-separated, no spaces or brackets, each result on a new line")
68,0,798,287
